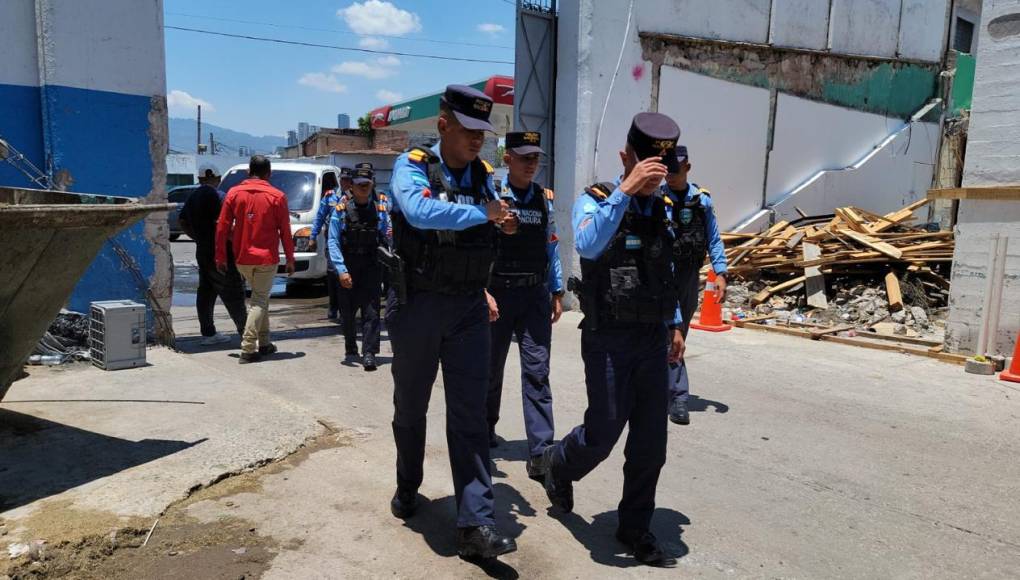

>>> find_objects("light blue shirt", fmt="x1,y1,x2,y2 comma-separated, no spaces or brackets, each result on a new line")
572,176,682,325
502,182,564,294
389,142,497,230
661,183,728,275
326,194,390,274
310,190,340,240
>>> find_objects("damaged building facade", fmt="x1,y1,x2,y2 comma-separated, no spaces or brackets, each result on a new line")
0,0,171,335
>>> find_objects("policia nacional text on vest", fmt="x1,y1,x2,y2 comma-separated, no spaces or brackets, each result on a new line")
568,182,679,329
491,182,553,288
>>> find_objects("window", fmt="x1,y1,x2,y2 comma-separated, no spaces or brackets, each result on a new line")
954,17,975,53
219,170,317,212
168,187,196,204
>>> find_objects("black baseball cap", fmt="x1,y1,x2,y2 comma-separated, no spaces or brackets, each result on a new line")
505,131,544,156
340,166,353,179
627,112,681,173
441,84,495,132
352,166,374,184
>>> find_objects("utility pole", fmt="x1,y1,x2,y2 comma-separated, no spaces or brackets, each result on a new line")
209,132,215,156
196,104,202,154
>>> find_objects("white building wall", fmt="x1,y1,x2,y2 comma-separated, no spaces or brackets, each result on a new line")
769,0,831,50
947,0,1020,355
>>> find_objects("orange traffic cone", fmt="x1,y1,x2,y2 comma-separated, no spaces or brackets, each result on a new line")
691,270,732,332
1000,331,1020,383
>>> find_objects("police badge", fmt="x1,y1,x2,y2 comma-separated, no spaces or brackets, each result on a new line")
680,208,694,225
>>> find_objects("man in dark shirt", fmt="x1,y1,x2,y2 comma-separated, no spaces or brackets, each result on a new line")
179,166,247,345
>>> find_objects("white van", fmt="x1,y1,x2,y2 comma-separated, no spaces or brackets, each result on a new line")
218,162,341,288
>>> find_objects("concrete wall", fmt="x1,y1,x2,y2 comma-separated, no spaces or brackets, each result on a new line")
947,0,1020,356
0,0,170,333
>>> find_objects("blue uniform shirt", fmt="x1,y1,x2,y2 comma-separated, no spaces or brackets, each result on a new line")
310,190,341,240
661,183,728,275
572,177,682,325
327,193,391,274
389,142,498,231
502,182,564,295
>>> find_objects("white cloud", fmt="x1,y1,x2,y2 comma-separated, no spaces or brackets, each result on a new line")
376,89,404,102
331,56,400,79
298,73,348,93
339,1,421,36
358,36,389,49
477,23,505,35
167,89,214,113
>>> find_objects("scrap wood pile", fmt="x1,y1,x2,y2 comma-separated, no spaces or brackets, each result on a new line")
719,199,953,337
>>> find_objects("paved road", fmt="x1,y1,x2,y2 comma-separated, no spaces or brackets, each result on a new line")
1,238,1018,578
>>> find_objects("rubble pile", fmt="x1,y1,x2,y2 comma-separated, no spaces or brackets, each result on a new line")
718,199,951,339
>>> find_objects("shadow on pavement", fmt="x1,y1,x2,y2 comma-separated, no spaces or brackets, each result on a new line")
401,482,532,579
551,508,689,568
0,409,204,512
687,394,730,414
177,325,341,354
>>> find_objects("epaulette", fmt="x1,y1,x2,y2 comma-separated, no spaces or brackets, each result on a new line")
694,183,711,197
481,160,494,173
407,147,438,164
544,187,554,201
662,195,674,206
376,202,387,212
585,182,616,200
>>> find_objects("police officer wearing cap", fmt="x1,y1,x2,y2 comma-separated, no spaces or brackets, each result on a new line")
385,85,517,559
662,146,728,425
327,165,390,371
309,169,347,320
340,166,354,195
541,112,685,567
486,131,564,478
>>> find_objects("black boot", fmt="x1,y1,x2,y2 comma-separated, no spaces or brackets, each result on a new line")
616,528,675,567
669,399,690,425
542,445,573,513
363,353,377,371
525,455,546,483
457,525,517,559
390,489,418,519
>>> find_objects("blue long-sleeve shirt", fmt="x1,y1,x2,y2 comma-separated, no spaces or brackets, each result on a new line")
327,194,391,274
389,142,497,230
501,182,564,294
310,190,340,240
572,177,682,325
661,182,728,275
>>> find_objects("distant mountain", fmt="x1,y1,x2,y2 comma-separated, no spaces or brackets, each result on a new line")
168,117,286,155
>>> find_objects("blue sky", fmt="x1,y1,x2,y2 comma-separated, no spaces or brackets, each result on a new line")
164,0,516,137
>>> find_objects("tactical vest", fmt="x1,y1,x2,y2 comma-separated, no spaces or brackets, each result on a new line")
491,182,551,285
576,183,678,326
392,148,496,294
339,194,386,266
669,184,708,268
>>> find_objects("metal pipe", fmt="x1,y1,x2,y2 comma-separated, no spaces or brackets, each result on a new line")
986,236,1009,355
976,234,1002,356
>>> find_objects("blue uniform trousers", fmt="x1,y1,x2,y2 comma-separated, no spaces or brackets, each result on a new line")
486,284,555,458
338,262,381,355
551,322,669,532
668,265,700,404
387,289,495,528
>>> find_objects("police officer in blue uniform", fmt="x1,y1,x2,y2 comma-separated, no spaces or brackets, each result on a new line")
486,131,565,479
541,112,685,567
662,146,728,425
385,85,517,559
309,169,346,320
327,165,390,371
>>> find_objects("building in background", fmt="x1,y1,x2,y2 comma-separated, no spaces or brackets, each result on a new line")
337,113,351,129
367,76,514,136
298,122,310,142
287,130,298,146
0,0,171,327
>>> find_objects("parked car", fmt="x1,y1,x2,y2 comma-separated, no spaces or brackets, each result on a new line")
218,162,341,291
167,185,197,241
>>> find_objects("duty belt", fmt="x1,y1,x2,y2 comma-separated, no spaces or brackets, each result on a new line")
489,272,544,289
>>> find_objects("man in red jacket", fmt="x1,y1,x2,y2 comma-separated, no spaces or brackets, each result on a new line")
215,155,296,363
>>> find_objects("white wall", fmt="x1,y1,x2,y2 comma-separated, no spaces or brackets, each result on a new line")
947,0,1020,355
0,1,38,87
769,0,831,50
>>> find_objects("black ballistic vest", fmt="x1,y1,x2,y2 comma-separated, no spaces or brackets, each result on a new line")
492,182,549,281
340,195,384,268
577,183,678,325
392,148,496,294
670,185,708,268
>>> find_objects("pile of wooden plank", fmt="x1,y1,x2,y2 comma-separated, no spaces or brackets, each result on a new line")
719,199,952,310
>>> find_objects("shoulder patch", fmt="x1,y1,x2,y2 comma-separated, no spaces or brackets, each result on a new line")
585,181,615,200
481,160,494,173
696,185,711,197
662,195,674,206
544,188,555,201
407,147,437,165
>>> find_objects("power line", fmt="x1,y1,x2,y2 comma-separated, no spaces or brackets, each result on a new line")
164,26,515,65
166,11,514,50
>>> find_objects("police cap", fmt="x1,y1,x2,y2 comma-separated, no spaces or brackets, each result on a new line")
676,145,689,164
505,131,544,156
352,166,374,184
340,166,353,179
355,162,373,171
627,112,681,173
441,85,495,132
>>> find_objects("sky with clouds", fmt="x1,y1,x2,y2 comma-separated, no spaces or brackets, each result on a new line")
164,0,515,137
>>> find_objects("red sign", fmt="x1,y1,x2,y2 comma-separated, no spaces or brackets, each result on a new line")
484,75,514,105
369,106,391,128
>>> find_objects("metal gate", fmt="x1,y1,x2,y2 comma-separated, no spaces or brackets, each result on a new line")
514,0,558,187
